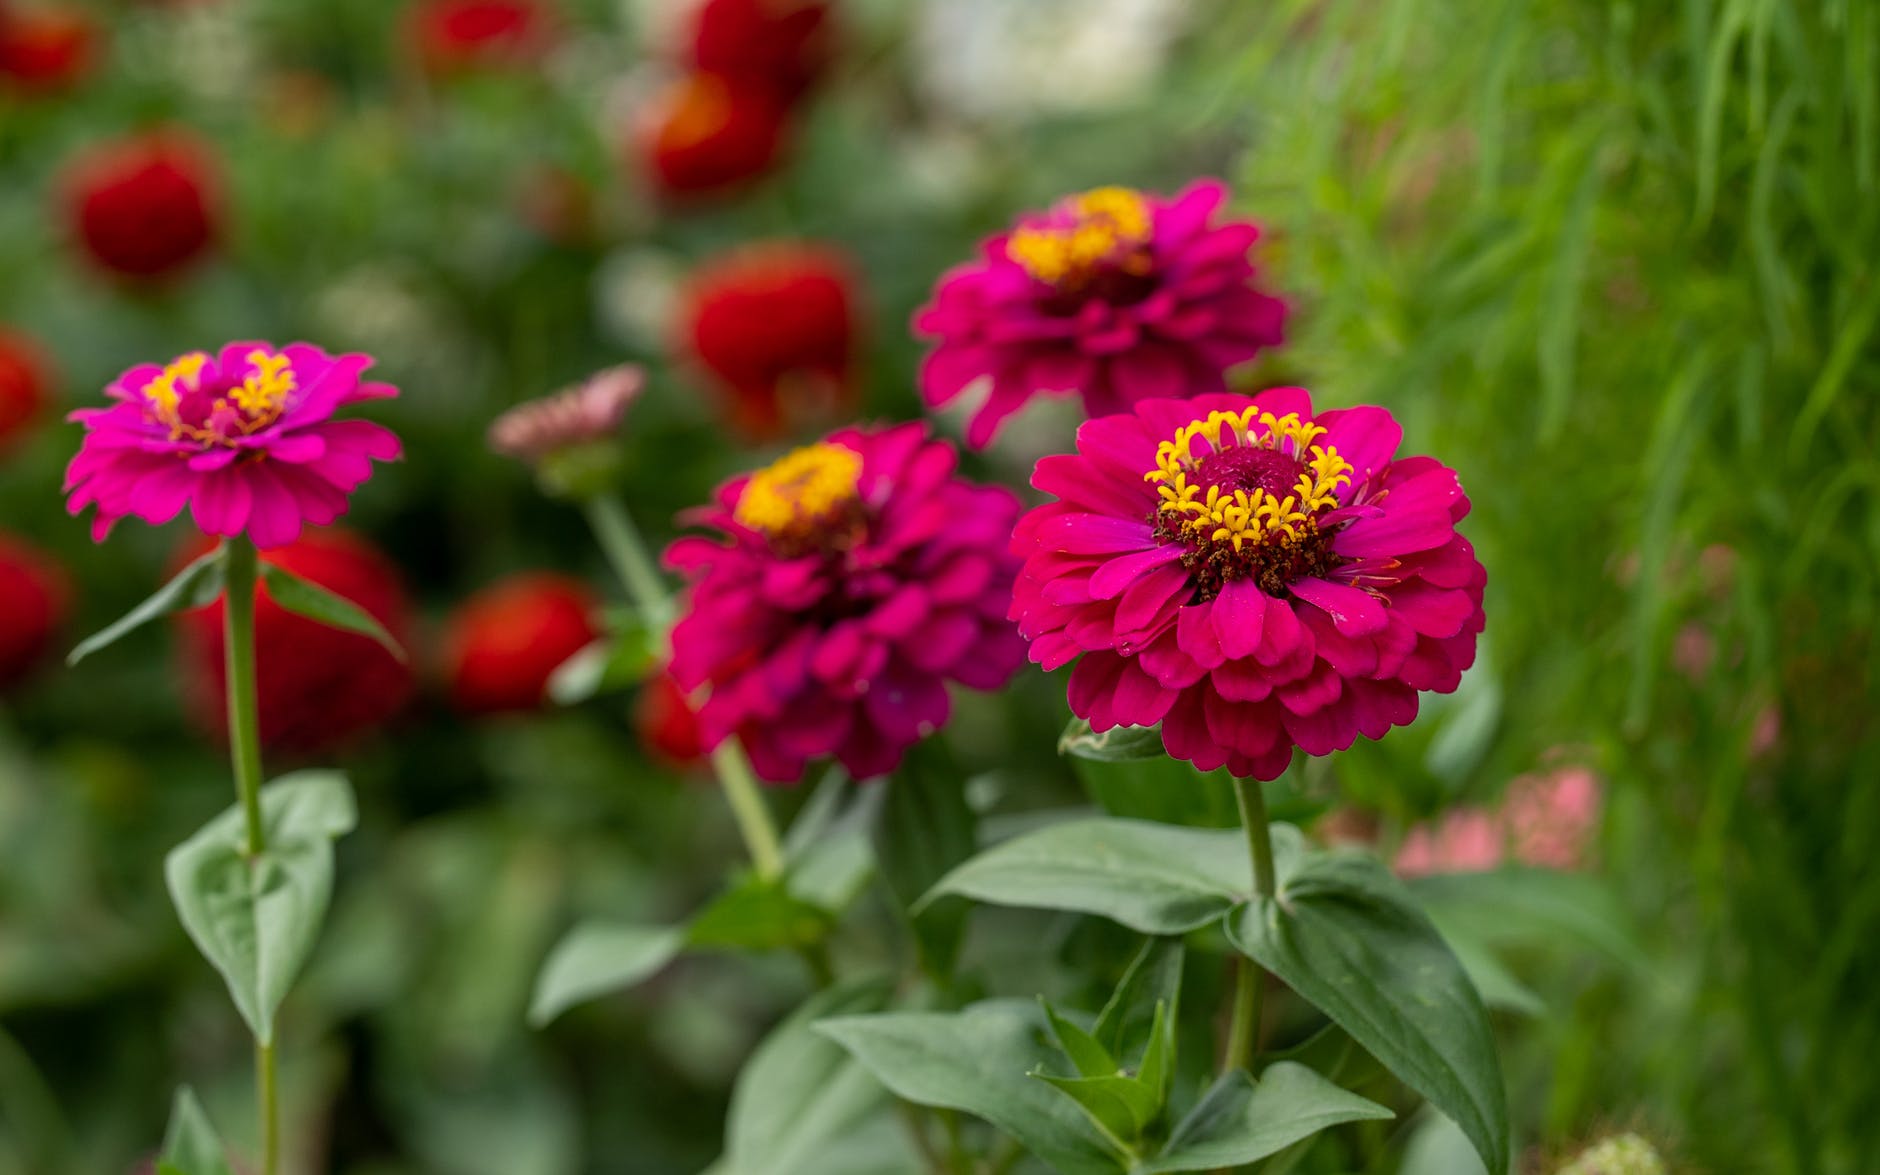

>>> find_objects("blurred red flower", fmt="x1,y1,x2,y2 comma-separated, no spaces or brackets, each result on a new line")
0,533,68,693
677,241,858,438
177,529,417,753
443,572,599,716
640,71,788,199
688,0,834,102
0,4,99,94
61,131,218,281
0,327,53,453
634,671,705,767
407,0,550,75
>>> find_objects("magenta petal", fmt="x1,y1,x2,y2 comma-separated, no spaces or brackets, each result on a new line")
1176,602,1225,668
1332,507,1453,558
1212,579,1269,660
1088,544,1185,600
1033,513,1158,555
190,469,253,536
1290,577,1388,637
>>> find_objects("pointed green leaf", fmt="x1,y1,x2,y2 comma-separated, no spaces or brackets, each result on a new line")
1042,998,1118,1079
68,548,224,666
1224,851,1510,1175
1058,718,1166,762
1032,1070,1158,1154
924,818,1305,935
528,922,684,1027
1137,1063,1393,1173
259,564,405,660
1093,938,1184,1065
817,1001,1124,1175
158,1087,234,1175
164,771,356,1045
687,876,833,951
724,979,895,1175
1135,1001,1174,1105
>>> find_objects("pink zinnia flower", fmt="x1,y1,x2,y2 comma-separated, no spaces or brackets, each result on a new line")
64,342,402,547
665,422,1027,782
914,180,1287,448
1502,765,1602,871
1010,387,1485,780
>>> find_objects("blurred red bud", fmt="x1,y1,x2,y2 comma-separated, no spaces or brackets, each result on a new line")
443,572,600,716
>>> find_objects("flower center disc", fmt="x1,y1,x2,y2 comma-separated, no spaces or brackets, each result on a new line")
142,349,297,449
733,441,864,549
1145,407,1352,599
1007,186,1154,291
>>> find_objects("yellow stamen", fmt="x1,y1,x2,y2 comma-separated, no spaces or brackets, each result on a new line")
734,442,864,535
142,352,209,418
1144,407,1352,550
1007,186,1153,285
230,349,296,422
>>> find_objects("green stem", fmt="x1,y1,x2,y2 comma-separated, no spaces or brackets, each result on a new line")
257,1039,279,1175
222,538,279,1175
583,493,672,630
582,494,787,882
222,539,267,859
711,740,786,883
1223,775,1276,1075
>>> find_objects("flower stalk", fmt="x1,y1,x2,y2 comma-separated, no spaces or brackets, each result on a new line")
220,536,279,1175
582,490,782,880
1223,774,1276,1075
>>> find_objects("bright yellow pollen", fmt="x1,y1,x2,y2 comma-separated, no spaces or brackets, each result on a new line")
734,442,864,535
143,352,209,418
1144,408,1352,552
231,349,296,419
1007,186,1153,285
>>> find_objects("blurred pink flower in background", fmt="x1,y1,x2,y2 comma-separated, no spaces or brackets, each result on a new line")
64,342,402,546
1394,763,1604,877
915,180,1286,447
488,364,643,466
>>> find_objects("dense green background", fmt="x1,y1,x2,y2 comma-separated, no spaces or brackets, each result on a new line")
1,1,1875,1172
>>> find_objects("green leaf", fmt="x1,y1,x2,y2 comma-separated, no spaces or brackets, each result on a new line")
817,1001,1125,1175
528,923,684,1027
68,548,224,666
158,1087,234,1175
1043,999,1118,1079
1058,718,1166,762
547,622,656,705
1134,1001,1175,1106
924,818,1304,935
1224,851,1510,1175
1033,1070,1159,1155
875,742,978,973
1137,1063,1393,1174
1398,1112,1490,1175
163,771,357,1045
723,979,895,1175
687,876,832,951
1093,938,1184,1066
259,563,406,661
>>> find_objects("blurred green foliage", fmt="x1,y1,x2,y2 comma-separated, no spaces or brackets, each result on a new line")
0,0,1875,1173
